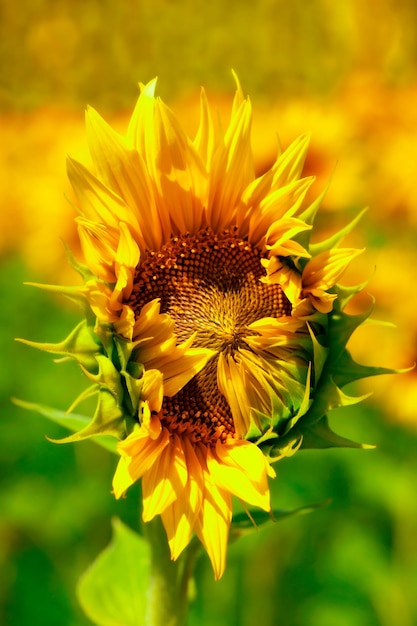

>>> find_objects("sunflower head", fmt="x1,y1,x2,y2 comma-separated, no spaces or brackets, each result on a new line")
21,77,394,579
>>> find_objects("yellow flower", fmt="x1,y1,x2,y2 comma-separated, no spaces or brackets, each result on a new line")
22,77,392,579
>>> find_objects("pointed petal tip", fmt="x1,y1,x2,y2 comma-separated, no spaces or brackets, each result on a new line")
139,77,158,97
85,104,99,120
231,69,242,92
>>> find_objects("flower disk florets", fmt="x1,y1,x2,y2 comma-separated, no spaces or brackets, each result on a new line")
129,226,292,349
128,226,292,445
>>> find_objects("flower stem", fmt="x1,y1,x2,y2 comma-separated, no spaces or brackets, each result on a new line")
142,516,193,626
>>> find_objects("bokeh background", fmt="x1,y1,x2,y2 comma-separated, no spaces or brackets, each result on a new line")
1,1,417,625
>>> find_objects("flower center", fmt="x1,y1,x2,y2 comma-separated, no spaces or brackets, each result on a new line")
128,227,291,444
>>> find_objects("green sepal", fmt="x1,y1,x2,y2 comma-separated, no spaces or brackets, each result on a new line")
94,322,119,363
63,240,97,284
114,334,136,370
12,398,118,454
66,384,101,414
80,354,125,404
230,500,330,540
295,180,330,249
245,410,279,446
50,387,126,444
332,348,401,388
300,414,375,450
113,335,145,418
309,208,368,257
263,435,303,462
62,354,128,441
327,304,374,363
245,363,311,447
332,280,371,312
245,356,314,456
308,324,329,385
17,319,101,372
24,281,96,323
77,518,150,626
279,364,312,435
308,374,369,422
121,368,144,418
277,364,311,416
274,373,369,451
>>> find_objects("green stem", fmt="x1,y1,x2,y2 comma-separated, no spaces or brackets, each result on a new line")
142,517,194,626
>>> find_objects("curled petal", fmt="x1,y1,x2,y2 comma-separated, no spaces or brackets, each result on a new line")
208,440,272,511
301,248,364,312
261,256,303,305
113,424,169,498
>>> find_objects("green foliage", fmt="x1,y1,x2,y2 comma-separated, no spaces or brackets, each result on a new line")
77,519,150,626
230,500,330,538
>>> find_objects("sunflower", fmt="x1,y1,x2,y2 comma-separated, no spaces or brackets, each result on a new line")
21,77,392,580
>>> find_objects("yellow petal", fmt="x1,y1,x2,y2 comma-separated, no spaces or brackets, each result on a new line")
115,222,140,270
85,105,162,251
161,438,204,560
207,97,254,232
208,441,271,511
161,347,215,397
237,167,275,233
113,427,169,498
82,280,120,324
67,157,137,232
193,87,215,169
239,134,311,239
126,77,158,153
248,178,313,247
303,248,364,291
76,218,118,282
270,133,311,189
128,80,207,238
261,256,302,304
142,436,188,521
217,353,251,437
152,99,208,235
265,216,312,257
141,368,164,414
194,466,232,580
112,455,135,498
109,223,140,310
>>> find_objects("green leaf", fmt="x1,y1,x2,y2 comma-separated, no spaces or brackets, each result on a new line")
12,398,118,454
230,500,330,538
77,518,150,626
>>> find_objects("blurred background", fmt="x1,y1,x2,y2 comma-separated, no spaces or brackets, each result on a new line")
1,1,417,625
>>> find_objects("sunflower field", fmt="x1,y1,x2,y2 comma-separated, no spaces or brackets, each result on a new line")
1,1,417,625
